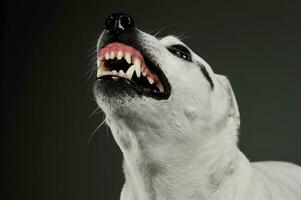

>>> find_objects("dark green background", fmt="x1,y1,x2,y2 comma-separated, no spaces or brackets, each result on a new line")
2,0,301,200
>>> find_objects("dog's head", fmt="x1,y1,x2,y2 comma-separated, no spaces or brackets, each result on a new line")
94,13,240,136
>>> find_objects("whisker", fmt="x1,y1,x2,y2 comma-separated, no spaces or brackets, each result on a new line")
153,24,177,37
174,24,196,41
88,114,107,144
85,46,98,84
87,107,102,119
106,124,110,141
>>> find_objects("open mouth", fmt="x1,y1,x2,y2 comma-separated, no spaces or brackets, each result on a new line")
96,42,170,98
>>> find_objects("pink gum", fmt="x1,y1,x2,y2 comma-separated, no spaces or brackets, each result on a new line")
98,42,160,83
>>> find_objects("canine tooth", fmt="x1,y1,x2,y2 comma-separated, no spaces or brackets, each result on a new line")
147,77,154,84
109,51,115,59
99,62,105,71
117,51,123,60
112,70,118,75
97,58,100,67
156,82,164,92
133,59,141,78
105,52,110,60
97,68,103,78
126,65,135,79
125,53,132,64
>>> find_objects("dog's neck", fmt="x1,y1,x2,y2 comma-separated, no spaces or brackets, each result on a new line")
106,113,252,200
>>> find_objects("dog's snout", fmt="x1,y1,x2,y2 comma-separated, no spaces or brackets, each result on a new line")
104,13,135,34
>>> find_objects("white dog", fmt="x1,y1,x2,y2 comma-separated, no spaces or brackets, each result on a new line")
93,13,301,200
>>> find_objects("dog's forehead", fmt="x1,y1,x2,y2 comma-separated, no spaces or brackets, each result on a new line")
159,35,187,47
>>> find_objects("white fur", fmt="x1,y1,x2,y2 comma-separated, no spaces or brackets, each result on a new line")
94,30,301,200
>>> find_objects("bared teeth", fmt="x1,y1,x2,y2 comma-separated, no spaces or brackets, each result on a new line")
147,77,154,84
133,58,141,78
117,51,123,60
119,70,125,77
98,43,165,93
156,82,164,92
97,61,105,78
125,53,132,64
97,67,103,78
112,70,118,75
126,65,136,80
109,51,115,59
97,58,101,67
105,52,110,60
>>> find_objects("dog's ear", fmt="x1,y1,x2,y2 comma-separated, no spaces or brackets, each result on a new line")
216,75,240,128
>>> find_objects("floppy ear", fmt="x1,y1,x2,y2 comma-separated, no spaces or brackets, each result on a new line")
216,75,240,128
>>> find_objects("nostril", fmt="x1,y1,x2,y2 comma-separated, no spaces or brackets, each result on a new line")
104,16,115,31
104,13,135,34
119,14,135,29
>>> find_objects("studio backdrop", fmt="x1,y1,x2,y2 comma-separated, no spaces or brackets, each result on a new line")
2,0,301,200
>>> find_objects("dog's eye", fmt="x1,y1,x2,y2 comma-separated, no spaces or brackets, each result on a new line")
167,44,192,62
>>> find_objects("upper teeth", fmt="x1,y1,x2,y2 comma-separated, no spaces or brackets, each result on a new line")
133,58,141,78
105,52,110,60
98,51,143,80
109,51,115,59
97,67,102,77
97,58,101,67
125,53,131,64
117,51,123,60
97,49,164,92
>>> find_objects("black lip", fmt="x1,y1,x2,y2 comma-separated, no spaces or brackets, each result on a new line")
96,75,170,100
96,29,171,100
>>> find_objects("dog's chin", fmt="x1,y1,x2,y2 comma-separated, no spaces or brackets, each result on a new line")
94,76,137,98
94,77,136,111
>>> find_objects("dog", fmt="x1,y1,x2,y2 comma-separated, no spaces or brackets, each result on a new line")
93,13,301,200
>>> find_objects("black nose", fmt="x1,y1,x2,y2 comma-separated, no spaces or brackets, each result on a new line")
104,13,135,34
